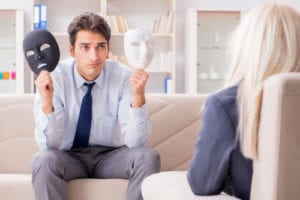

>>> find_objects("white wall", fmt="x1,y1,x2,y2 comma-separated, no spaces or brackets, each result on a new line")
176,0,300,93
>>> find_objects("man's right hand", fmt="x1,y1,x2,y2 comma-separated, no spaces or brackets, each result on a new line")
35,70,54,114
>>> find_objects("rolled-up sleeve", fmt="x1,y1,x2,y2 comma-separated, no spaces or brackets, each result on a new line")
117,74,151,148
34,91,64,150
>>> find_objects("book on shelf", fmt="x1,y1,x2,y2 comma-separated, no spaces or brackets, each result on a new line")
33,5,40,29
107,15,129,33
33,4,47,30
0,71,16,80
165,11,174,34
108,52,129,66
164,76,173,94
152,11,174,34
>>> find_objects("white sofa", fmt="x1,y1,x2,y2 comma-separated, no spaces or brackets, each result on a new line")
3,73,300,200
0,93,212,199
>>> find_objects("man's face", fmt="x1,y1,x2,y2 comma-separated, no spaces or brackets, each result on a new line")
23,30,60,75
69,30,109,81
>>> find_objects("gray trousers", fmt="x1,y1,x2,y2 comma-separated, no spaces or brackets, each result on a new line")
31,145,160,200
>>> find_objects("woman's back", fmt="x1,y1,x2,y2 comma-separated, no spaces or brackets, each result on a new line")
187,85,252,200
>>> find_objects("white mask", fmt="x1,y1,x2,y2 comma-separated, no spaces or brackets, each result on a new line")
124,29,154,69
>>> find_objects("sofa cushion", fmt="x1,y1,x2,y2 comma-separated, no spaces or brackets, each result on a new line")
0,94,38,173
145,94,206,171
67,178,128,200
141,171,239,200
0,94,207,173
0,174,128,200
0,174,34,200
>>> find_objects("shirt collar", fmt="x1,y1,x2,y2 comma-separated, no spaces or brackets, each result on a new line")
73,62,105,89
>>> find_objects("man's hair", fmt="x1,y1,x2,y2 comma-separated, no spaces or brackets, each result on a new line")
68,12,111,47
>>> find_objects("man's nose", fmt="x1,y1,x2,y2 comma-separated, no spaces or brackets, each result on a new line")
89,48,99,60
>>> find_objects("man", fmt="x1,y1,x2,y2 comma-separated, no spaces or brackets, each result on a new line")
31,12,160,200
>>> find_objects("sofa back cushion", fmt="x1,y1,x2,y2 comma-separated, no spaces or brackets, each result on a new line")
145,94,206,171
0,93,206,173
0,94,38,173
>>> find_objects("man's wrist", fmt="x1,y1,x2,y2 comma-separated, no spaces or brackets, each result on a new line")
42,101,54,114
132,94,145,108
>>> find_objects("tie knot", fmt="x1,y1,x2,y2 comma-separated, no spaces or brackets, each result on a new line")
84,82,95,93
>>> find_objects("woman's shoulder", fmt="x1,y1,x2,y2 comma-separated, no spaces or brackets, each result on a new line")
208,85,239,109
211,85,238,100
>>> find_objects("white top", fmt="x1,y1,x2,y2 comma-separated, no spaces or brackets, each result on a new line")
34,58,151,150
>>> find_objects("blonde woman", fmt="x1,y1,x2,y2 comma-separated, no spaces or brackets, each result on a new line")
187,3,300,200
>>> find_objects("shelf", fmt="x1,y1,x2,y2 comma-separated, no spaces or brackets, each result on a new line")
147,70,172,74
197,78,225,81
107,0,176,93
111,33,174,37
53,32,175,38
197,46,226,50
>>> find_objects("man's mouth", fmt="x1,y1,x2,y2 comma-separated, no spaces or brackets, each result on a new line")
89,63,99,67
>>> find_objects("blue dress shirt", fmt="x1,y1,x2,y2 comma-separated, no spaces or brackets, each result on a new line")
34,58,151,150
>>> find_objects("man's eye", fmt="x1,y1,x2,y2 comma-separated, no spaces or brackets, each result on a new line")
81,46,89,51
40,43,50,51
26,50,35,57
98,44,106,49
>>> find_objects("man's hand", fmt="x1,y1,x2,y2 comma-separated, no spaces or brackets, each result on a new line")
35,70,54,114
129,69,149,108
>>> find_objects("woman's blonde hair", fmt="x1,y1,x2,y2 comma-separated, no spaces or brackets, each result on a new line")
225,3,300,159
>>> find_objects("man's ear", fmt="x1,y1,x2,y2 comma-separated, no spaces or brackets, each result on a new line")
69,44,75,57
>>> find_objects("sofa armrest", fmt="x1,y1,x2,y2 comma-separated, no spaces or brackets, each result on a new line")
251,73,300,200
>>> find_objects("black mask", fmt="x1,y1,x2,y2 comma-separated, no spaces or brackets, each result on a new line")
23,29,60,75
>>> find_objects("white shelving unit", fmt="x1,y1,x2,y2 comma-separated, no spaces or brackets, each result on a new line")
185,9,240,94
0,10,24,94
34,0,176,93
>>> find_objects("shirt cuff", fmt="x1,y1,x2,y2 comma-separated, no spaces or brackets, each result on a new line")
39,111,55,130
130,103,148,121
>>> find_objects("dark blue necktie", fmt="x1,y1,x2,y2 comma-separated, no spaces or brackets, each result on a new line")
72,82,95,149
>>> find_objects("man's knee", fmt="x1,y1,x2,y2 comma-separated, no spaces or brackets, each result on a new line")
132,147,160,173
31,150,64,175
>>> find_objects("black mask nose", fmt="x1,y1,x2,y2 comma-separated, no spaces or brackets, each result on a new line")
34,50,43,60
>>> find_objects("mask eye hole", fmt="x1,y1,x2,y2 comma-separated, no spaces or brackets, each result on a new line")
40,43,50,51
26,50,35,57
